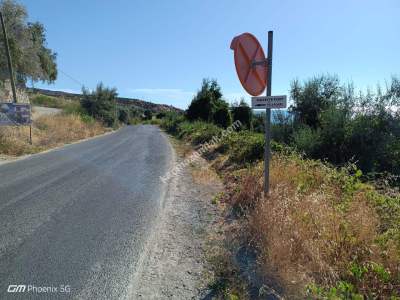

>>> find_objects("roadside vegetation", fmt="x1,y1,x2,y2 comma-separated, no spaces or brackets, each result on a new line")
0,114,106,156
0,83,112,156
156,78,400,299
30,94,80,110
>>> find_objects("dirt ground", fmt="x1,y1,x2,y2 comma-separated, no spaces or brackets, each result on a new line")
128,149,223,299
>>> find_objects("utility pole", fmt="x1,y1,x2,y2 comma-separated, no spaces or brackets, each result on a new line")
0,10,18,103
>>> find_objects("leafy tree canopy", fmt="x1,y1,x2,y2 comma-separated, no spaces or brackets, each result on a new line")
186,78,231,127
0,0,57,85
81,83,117,127
213,100,231,128
231,98,252,129
290,74,341,128
285,75,400,181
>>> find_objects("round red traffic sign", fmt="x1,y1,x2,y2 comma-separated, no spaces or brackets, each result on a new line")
230,33,267,96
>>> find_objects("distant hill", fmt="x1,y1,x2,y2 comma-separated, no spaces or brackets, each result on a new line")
27,88,183,114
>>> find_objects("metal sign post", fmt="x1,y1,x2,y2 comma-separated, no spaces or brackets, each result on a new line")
264,31,273,195
231,30,286,195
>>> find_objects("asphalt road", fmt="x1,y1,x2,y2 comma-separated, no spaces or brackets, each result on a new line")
0,125,173,299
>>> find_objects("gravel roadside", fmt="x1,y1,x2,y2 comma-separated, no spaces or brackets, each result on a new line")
128,145,223,300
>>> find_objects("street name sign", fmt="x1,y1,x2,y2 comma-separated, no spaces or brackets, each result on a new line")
251,95,287,109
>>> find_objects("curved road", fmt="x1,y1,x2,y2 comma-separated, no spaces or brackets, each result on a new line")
0,125,173,299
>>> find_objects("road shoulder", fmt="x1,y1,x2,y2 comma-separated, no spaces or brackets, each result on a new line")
129,138,223,299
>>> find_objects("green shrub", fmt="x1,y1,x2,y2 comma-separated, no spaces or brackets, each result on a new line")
288,75,400,184
143,109,153,120
30,95,61,108
118,107,130,123
128,117,141,125
156,111,166,119
252,113,265,133
79,114,96,124
63,101,85,115
291,125,321,157
186,79,231,128
221,131,264,164
80,83,118,127
231,99,252,130
213,102,231,128
187,79,222,122
178,121,221,145
160,112,185,134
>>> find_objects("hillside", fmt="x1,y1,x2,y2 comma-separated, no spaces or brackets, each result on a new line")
27,88,183,114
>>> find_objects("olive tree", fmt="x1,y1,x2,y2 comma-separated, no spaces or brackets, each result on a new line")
0,0,57,86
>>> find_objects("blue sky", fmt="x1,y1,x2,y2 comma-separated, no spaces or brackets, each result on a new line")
21,0,400,109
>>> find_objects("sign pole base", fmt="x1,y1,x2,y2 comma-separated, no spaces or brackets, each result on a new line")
29,125,32,145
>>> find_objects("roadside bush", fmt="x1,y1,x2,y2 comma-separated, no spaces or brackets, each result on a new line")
160,112,185,134
252,113,265,133
143,109,152,120
221,131,264,164
317,106,350,164
287,75,400,185
129,107,141,118
187,78,222,122
30,94,63,108
290,74,341,129
178,121,221,145
291,125,321,157
128,117,141,125
156,111,166,119
271,110,294,144
213,101,232,128
78,113,96,124
118,107,129,124
62,101,86,115
80,83,117,127
186,79,231,127
231,99,252,130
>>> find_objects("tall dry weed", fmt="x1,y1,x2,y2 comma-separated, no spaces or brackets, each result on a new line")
226,154,399,298
0,114,106,156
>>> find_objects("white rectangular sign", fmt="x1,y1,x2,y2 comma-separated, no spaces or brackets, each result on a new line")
251,95,287,109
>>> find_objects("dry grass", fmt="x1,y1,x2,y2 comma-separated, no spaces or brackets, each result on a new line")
191,162,221,186
0,114,107,156
223,154,400,298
